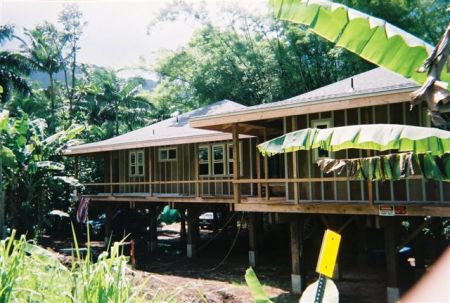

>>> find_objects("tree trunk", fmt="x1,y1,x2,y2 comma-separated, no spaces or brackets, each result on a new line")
0,151,5,239
49,73,56,133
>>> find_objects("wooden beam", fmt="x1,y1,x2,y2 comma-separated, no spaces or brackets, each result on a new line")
248,213,258,267
291,117,299,203
263,129,269,200
232,123,241,204
235,202,450,217
256,137,262,198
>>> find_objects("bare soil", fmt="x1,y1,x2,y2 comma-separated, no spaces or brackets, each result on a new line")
40,223,388,303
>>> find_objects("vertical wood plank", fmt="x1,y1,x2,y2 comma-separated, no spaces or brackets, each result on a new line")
292,117,299,204
109,152,113,194
365,108,374,205
194,143,199,197
232,123,241,204
256,137,262,197
263,128,269,200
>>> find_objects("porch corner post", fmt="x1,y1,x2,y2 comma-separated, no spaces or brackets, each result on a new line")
383,217,400,303
232,123,240,204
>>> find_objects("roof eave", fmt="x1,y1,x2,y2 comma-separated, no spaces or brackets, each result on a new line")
190,86,418,129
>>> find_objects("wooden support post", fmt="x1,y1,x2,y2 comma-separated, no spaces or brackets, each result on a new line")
256,137,262,198
104,203,113,245
263,129,269,200
383,218,400,303
194,144,200,197
291,117,299,203
290,215,303,294
180,208,187,241
365,109,374,204
248,213,258,267
232,123,241,204
149,206,158,253
356,217,369,267
109,152,113,194
187,207,200,258
148,148,153,195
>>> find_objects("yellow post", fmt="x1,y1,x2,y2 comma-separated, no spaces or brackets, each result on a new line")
316,229,341,278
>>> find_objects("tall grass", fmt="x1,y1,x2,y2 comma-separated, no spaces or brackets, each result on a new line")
0,228,145,303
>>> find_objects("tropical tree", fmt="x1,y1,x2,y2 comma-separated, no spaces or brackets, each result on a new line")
267,0,450,126
75,67,153,138
58,4,86,123
149,1,373,111
0,25,31,103
16,22,67,132
0,110,83,234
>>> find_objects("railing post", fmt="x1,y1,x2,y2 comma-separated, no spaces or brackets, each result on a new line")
263,128,269,200
194,143,200,197
255,137,262,198
232,123,240,204
109,152,113,194
292,117,299,204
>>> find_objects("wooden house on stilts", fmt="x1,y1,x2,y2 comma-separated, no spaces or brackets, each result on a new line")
66,68,450,303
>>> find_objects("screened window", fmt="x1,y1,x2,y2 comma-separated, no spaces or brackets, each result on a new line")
159,147,177,162
129,150,145,177
199,145,210,176
213,145,225,175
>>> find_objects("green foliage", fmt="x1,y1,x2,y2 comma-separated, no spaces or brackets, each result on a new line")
0,110,84,234
0,230,146,303
150,3,372,111
245,267,273,303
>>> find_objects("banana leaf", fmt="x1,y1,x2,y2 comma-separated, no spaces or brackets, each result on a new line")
316,152,450,181
257,124,450,157
245,268,273,303
268,0,450,87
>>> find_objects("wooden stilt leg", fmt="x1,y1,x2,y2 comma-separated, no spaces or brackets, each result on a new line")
384,218,400,303
290,215,304,294
149,206,158,253
187,208,199,258
248,213,258,267
104,203,112,246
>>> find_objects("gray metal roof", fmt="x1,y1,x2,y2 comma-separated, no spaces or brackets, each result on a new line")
190,68,418,123
65,100,249,155
252,67,417,110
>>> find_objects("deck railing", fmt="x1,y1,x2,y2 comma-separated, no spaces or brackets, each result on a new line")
81,174,448,204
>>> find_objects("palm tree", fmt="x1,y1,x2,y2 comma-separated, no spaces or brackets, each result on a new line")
16,22,66,132
0,25,31,103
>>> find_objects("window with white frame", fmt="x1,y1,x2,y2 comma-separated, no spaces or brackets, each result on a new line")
129,150,145,177
159,147,177,162
311,118,332,161
212,144,225,175
227,143,243,176
198,145,210,176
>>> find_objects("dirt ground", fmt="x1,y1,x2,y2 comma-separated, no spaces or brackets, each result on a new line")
41,222,388,303
133,223,387,303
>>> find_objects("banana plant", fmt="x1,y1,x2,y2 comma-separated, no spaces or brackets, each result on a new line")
268,0,449,125
0,110,84,234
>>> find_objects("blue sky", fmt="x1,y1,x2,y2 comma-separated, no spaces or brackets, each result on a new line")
1,0,268,75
